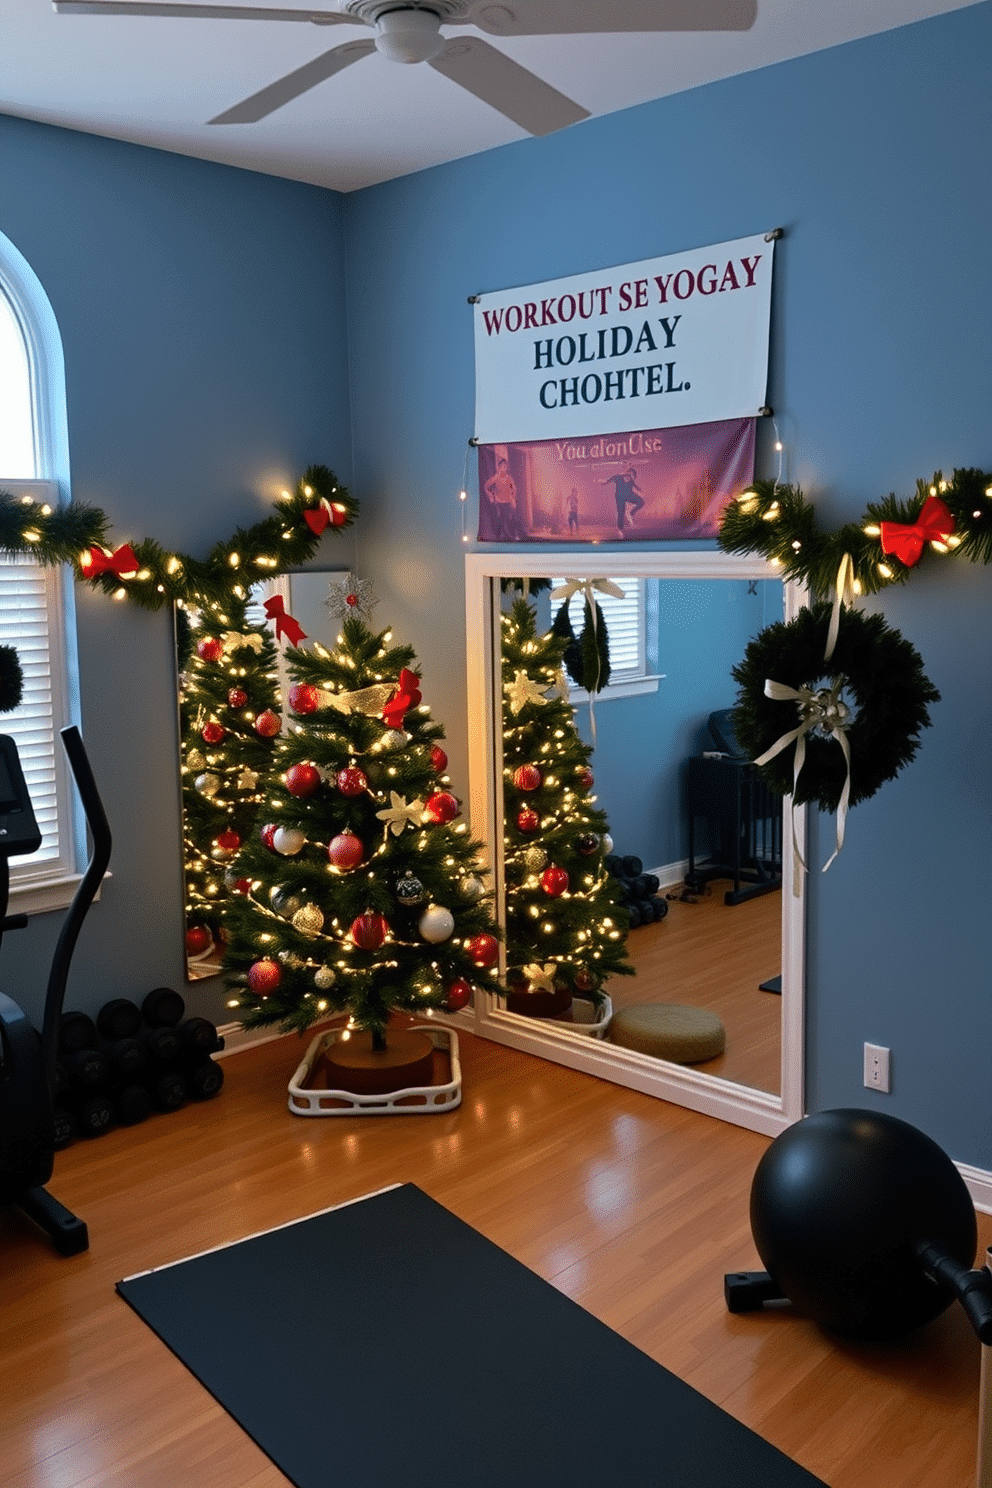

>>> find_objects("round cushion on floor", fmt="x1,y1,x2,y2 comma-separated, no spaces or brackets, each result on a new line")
607,1002,725,1063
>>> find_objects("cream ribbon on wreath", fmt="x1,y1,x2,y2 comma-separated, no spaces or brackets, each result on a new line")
755,553,855,894
549,577,626,743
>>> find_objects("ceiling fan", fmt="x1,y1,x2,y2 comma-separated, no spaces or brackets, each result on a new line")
53,0,757,135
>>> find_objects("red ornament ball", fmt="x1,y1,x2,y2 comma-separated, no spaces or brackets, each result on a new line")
184,925,212,956
573,966,597,992
247,959,282,996
541,864,569,897
260,823,278,850
201,721,225,745
255,709,282,738
215,828,242,854
336,766,368,798
288,683,320,715
227,686,248,708
516,807,540,834
328,831,364,870
196,637,222,663
430,744,448,773
444,979,473,1012
513,764,542,792
285,763,321,798
350,911,389,951
465,932,499,968
233,878,252,895
424,791,459,824
576,766,594,790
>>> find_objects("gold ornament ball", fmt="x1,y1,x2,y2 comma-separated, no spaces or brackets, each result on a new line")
523,846,547,871
292,904,324,939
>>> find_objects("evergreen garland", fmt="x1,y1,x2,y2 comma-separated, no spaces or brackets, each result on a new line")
718,468,992,597
0,646,23,714
0,464,357,611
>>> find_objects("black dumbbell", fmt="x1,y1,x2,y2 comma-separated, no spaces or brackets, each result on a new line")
186,1060,225,1101
63,1045,110,1093
139,1024,182,1065
114,1083,152,1126
96,998,142,1041
58,1010,99,1053
103,1035,147,1081
142,987,186,1028
76,1093,115,1138
176,1017,223,1061
621,855,643,876
146,1070,187,1112
52,1107,78,1150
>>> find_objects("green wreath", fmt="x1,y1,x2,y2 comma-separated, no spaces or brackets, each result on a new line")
731,603,940,813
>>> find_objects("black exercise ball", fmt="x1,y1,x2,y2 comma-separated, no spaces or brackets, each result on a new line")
750,1108,977,1339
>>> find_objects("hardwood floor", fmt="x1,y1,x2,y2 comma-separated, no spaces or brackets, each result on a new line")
608,880,783,1093
2,1029,988,1488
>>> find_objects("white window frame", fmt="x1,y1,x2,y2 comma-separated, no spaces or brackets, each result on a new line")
549,575,663,702
0,232,81,914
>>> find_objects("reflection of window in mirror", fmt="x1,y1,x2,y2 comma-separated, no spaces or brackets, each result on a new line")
546,577,664,701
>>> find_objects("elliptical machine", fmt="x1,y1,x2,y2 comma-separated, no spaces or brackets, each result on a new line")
0,726,111,1256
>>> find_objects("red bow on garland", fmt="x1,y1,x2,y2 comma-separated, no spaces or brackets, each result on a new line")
382,668,422,730
880,494,955,567
263,594,307,646
80,543,140,579
304,500,348,535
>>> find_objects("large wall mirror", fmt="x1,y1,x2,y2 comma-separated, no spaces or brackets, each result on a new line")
465,550,805,1136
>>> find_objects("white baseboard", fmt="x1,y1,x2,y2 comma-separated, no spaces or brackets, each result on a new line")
957,1161,992,1216
213,1021,289,1059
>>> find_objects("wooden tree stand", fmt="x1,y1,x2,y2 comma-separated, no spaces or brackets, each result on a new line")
313,1027,435,1095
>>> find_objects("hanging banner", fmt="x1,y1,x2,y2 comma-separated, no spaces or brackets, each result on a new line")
473,232,774,446
477,416,754,543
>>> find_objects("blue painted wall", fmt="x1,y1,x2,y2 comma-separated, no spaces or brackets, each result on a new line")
343,3,992,1163
0,116,356,1028
0,4,989,1169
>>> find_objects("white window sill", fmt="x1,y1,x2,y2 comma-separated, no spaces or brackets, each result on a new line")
8,870,109,918
568,673,665,704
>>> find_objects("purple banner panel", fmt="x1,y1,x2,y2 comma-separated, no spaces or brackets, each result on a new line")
477,416,755,543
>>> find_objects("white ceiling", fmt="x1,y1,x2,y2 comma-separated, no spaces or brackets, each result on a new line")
1,0,981,192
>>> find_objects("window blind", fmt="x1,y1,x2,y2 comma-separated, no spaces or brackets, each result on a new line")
550,578,646,681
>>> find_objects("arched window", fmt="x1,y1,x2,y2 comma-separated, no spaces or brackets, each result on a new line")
0,230,80,911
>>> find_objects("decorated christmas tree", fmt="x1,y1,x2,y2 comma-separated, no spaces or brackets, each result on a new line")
222,576,501,1048
178,590,283,968
500,594,633,1017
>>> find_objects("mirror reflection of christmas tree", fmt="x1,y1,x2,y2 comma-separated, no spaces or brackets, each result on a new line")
178,591,282,968
222,577,501,1072
501,594,633,1019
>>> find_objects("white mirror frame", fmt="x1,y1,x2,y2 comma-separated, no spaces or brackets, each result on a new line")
464,549,806,1138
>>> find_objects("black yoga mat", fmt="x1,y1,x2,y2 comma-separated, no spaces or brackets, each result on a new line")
117,1183,826,1488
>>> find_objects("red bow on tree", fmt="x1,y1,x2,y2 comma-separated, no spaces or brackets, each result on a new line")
880,494,955,567
382,668,422,730
80,543,139,579
263,595,307,646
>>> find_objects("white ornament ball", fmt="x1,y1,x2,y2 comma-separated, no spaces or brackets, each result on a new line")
292,904,324,939
273,826,306,856
602,834,614,855
380,729,409,751
195,772,221,798
418,904,455,943
314,965,336,990
459,875,485,903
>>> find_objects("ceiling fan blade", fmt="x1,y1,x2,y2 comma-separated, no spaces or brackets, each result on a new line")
53,2,354,20
209,38,375,124
468,0,757,36
430,38,588,136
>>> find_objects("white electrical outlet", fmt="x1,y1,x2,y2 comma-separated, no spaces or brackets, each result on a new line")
864,1042,891,1092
